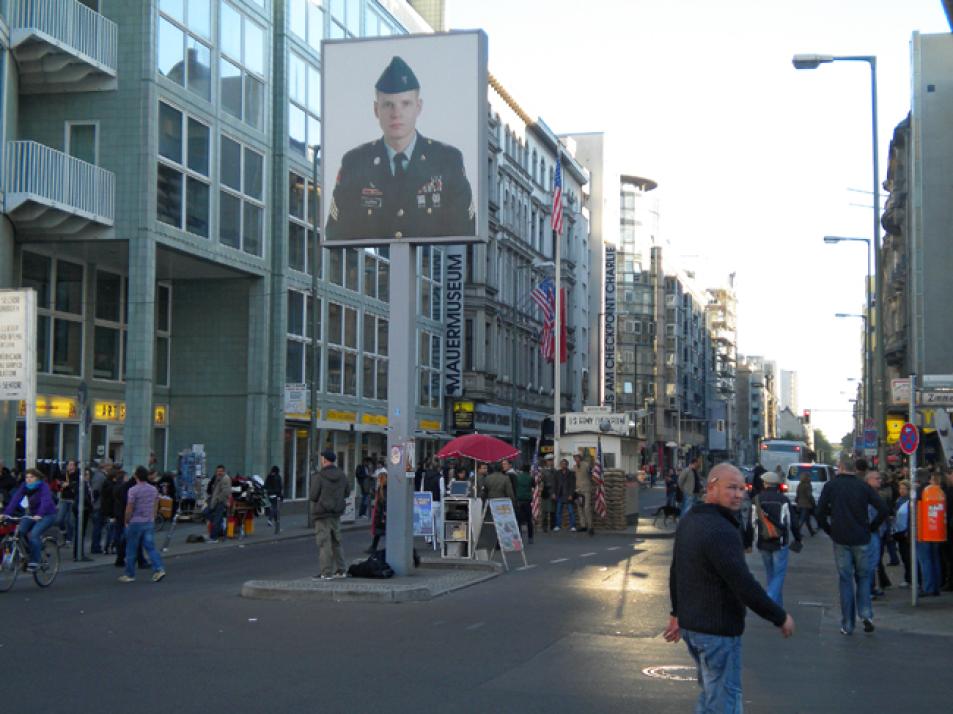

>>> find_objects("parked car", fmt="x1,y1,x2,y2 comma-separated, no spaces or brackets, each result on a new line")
785,463,835,504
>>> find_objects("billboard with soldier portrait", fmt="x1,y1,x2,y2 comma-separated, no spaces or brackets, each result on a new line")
321,31,488,247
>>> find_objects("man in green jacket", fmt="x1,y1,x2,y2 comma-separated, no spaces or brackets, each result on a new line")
310,451,351,580
515,463,535,544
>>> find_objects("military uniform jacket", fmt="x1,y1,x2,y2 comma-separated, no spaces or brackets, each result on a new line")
326,133,475,241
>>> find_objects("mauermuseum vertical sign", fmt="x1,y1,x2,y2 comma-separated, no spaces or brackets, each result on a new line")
444,245,465,397
0,290,35,400
603,245,617,408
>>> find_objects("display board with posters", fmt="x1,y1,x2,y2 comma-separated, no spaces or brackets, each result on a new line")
413,491,434,537
487,498,528,570
321,31,488,247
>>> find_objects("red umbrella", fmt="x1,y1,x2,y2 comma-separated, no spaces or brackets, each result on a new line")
437,434,519,462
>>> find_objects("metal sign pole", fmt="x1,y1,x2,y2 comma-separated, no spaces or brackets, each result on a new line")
909,374,917,607
75,382,90,561
384,242,416,576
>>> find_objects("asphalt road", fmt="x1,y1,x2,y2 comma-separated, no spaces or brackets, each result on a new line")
3,486,949,713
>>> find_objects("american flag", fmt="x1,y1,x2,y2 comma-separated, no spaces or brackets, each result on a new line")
552,159,564,235
531,453,542,523
593,437,607,520
530,278,555,321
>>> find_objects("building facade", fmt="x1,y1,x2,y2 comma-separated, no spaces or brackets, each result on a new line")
0,0,462,500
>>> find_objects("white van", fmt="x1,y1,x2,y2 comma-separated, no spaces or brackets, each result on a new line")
759,439,809,475
785,463,835,504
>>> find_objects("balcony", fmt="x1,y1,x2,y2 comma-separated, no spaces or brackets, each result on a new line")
9,0,118,93
4,140,115,237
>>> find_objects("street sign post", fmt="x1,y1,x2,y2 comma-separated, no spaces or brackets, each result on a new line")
908,375,919,607
899,422,919,455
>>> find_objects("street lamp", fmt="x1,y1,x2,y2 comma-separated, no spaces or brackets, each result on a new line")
824,235,873,424
795,53,885,470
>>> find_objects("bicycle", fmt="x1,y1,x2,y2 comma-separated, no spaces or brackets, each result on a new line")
0,516,61,591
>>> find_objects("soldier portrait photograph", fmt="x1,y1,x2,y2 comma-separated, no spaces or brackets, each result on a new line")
322,34,484,245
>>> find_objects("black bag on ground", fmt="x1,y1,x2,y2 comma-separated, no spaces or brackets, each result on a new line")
347,552,394,579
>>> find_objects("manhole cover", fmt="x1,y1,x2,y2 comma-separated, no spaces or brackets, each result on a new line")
642,665,697,682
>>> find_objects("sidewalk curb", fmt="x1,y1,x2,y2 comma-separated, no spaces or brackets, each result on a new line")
240,559,502,603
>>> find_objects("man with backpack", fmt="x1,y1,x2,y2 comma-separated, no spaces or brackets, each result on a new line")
311,451,351,580
750,470,801,607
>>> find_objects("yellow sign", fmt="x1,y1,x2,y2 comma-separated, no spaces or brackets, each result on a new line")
18,396,78,420
154,405,168,426
419,419,442,431
453,401,474,413
286,409,320,421
885,417,904,444
94,400,126,422
327,409,356,423
362,413,388,426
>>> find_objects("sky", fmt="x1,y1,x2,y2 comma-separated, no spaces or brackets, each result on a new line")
445,0,950,443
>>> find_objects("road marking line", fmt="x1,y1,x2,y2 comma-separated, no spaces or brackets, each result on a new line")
466,622,485,631
550,558,568,563
606,546,621,551
517,564,537,571
581,552,597,557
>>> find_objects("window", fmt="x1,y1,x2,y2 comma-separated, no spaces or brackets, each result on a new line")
220,1,265,129
362,312,388,400
326,302,357,395
158,0,212,100
93,270,123,381
288,171,320,274
289,0,324,51
219,134,265,255
288,51,321,159
363,247,389,301
287,290,319,387
66,122,97,165
329,0,359,38
155,283,172,386
464,318,473,371
364,4,396,36
418,246,443,320
418,330,441,408
157,102,211,237
24,253,83,377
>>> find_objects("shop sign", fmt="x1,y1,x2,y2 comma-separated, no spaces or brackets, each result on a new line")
362,413,388,427
154,405,168,426
284,383,309,414
564,411,628,435
0,290,34,400
603,245,616,408
453,400,474,431
413,492,434,537
419,419,441,431
885,417,904,445
94,400,126,422
327,409,356,423
18,396,77,420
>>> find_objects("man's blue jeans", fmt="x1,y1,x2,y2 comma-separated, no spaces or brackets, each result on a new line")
209,503,226,539
681,494,697,517
123,522,164,578
916,541,942,594
759,547,789,607
90,509,104,553
681,629,743,714
833,542,872,632
554,498,575,529
867,532,882,590
16,515,56,564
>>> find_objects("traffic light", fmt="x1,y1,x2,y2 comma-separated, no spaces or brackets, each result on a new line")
802,409,811,424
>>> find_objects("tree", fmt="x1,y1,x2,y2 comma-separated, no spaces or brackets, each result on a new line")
813,429,834,463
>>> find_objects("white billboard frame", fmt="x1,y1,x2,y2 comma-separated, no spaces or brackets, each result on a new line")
321,31,488,248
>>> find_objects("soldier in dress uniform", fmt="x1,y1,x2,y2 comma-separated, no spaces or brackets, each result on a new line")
326,55,475,241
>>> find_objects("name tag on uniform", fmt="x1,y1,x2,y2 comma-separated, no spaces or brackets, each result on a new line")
361,197,382,208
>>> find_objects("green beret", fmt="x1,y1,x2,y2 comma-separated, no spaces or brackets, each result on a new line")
375,56,420,93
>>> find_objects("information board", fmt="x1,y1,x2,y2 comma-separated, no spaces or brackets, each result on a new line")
488,498,523,552
413,492,434,537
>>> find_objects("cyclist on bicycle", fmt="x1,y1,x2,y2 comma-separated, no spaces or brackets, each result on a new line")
2,469,57,571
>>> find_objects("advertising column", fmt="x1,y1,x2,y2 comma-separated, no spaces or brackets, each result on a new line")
322,32,487,574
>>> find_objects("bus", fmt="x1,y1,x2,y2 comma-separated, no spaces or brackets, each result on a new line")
759,439,811,475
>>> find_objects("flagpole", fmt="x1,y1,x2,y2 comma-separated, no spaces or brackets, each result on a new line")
553,155,562,468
